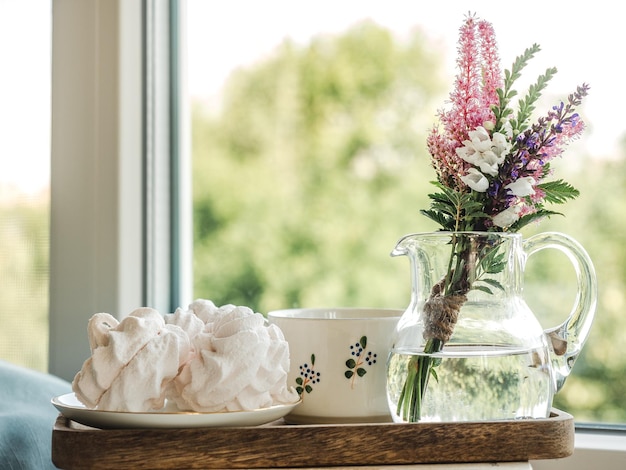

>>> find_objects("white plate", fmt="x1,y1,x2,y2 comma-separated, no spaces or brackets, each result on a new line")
51,393,301,429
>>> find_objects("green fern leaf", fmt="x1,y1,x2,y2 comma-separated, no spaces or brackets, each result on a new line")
538,180,580,204
478,278,505,291
473,285,494,295
510,209,562,231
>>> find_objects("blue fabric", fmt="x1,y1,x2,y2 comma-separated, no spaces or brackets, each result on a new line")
0,360,71,470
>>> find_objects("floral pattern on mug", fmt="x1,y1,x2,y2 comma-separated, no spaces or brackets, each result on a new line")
295,354,321,397
345,336,378,389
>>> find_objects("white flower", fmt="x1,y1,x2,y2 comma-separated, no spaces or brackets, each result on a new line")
505,176,535,197
456,127,511,177
460,168,489,192
491,132,512,158
499,120,514,139
475,150,503,177
492,205,522,228
461,126,493,153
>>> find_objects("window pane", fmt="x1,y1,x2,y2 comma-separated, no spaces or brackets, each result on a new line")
186,0,625,425
0,0,51,372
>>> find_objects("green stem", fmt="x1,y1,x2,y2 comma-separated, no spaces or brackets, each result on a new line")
396,337,443,422
397,235,477,422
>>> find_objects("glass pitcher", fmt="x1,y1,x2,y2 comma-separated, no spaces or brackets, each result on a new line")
386,231,596,422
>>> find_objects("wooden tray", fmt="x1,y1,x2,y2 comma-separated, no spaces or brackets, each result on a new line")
52,409,574,469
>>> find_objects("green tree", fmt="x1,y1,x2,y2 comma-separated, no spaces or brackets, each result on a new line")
193,20,445,311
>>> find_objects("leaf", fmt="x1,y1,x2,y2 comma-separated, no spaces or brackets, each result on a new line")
359,336,367,348
510,209,562,231
421,182,493,231
430,367,439,383
296,377,303,385
420,209,453,230
516,67,557,127
473,285,494,295
346,359,356,368
473,277,505,295
495,43,541,129
429,200,458,218
486,259,506,274
310,354,316,365
296,386,303,395
345,371,354,379
305,385,313,394
479,277,505,292
357,368,367,377
538,179,580,204
477,247,506,275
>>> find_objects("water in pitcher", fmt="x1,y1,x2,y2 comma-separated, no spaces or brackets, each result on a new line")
387,344,554,422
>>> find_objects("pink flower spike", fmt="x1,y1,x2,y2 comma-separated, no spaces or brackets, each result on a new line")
445,15,485,142
477,20,502,110
427,15,503,192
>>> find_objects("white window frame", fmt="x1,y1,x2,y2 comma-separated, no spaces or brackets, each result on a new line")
48,1,624,468
49,0,190,381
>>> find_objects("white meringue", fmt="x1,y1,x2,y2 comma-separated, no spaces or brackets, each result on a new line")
167,303,299,412
73,300,298,413
72,307,191,412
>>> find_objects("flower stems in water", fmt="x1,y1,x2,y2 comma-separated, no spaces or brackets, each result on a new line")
396,337,443,422
396,235,479,422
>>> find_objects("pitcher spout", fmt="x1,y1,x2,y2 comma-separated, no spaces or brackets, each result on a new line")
390,233,419,258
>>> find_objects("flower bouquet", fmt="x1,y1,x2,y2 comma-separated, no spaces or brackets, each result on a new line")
393,14,589,423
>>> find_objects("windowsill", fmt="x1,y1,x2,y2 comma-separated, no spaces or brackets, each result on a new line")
575,427,626,451
532,429,626,470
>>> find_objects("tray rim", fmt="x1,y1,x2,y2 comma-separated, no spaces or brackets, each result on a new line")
52,408,575,469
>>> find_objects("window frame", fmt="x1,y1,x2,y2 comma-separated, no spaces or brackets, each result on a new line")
48,1,625,467
49,0,190,381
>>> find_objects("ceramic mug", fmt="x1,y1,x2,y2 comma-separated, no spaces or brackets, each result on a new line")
267,307,402,424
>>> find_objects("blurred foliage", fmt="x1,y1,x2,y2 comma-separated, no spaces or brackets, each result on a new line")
192,21,626,423
0,199,49,371
520,154,626,422
193,21,445,310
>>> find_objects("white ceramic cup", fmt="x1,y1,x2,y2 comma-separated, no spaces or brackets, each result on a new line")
267,307,402,424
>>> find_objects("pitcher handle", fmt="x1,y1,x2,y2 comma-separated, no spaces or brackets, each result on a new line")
523,232,597,392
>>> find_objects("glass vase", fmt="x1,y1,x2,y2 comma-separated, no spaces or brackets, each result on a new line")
386,231,597,423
